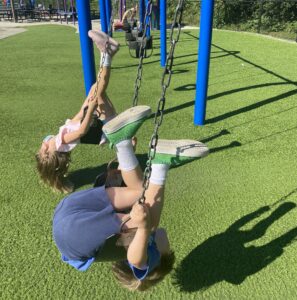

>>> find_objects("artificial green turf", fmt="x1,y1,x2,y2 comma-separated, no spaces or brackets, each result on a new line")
1,25,297,299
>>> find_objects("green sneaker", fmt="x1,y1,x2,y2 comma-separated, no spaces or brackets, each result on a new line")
152,139,209,167
102,105,152,147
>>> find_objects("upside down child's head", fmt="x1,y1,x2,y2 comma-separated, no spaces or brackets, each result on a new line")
111,228,175,291
36,137,73,193
112,250,175,291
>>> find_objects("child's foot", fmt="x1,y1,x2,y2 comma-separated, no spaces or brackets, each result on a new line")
152,139,209,167
88,30,120,57
102,106,151,147
99,115,117,146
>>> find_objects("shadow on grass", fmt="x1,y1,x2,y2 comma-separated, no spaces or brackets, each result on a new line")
68,163,108,190
174,202,297,292
165,82,297,125
183,31,297,87
206,89,297,124
172,51,241,68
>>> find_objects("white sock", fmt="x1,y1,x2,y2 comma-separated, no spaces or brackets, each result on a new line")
150,164,170,186
100,53,112,67
115,139,139,171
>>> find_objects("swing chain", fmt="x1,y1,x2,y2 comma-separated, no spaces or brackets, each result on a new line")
138,0,185,204
91,6,114,103
88,43,108,104
132,0,153,107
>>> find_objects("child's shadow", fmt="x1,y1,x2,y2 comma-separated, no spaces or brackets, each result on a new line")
68,163,108,189
174,202,297,292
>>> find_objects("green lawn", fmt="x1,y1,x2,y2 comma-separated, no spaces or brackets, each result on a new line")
1,25,297,299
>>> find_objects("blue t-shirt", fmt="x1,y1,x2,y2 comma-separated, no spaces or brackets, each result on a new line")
61,255,95,272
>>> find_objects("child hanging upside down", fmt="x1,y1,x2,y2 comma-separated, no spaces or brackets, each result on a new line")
113,5,138,32
52,105,209,291
36,31,121,194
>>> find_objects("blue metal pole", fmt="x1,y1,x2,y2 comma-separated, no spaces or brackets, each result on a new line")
160,0,166,67
139,0,145,31
99,0,107,33
105,0,112,35
145,0,150,37
77,0,96,95
194,0,215,126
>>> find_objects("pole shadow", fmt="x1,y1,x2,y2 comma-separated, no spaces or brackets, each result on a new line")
183,31,297,87
206,89,297,124
167,84,297,126
174,202,297,292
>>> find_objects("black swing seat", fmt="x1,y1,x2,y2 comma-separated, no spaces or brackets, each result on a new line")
80,107,103,145
127,35,153,58
125,28,143,42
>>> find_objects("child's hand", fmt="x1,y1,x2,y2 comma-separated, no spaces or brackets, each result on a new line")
130,202,151,229
88,96,98,111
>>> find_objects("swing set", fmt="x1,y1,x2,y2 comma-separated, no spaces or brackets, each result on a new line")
100,0,156,58
75,0,215,257
77,0,215,127
94,0,186,259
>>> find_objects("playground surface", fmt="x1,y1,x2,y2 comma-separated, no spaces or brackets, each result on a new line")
1,25,297,299
0,27,26,39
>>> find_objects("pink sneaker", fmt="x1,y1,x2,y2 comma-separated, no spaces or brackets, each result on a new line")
88,30,120,57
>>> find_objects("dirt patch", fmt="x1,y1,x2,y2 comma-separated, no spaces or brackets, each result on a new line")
0,27,26,40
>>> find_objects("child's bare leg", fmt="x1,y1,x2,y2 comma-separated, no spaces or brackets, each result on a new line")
103,106,209,226
106,169,165,229
106,186,142,211
88,30,120,121
89,67,116,121
143,182,165,231
103,106,152,211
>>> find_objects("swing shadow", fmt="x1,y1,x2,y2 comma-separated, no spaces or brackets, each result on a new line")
68,163,108,190
172,51,241,67
174,202,297,292
206,88,297,124
183,31,297,87
164,81,297,125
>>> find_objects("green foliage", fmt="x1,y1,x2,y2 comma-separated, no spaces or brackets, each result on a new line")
170,0,297,37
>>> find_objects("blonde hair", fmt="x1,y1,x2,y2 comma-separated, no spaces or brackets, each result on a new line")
112,251,175,292
35,151,73,194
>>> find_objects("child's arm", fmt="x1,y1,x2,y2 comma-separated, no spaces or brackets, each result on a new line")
62,99,98,144
126,203,151,268
71,84,96,122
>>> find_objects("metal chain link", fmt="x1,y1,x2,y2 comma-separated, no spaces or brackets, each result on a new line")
132,0,153,107
88,42,108,105
138,0,186,204
89,0,116,104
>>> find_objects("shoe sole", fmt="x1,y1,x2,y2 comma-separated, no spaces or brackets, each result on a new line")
88,30,107,46
156,139,209,158
89,30,119,49
103,106,152,134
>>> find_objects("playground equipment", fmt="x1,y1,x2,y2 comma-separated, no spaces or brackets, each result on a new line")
76,0,215,126
56,0,76,24
100,0,154,58
194,0,215,126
